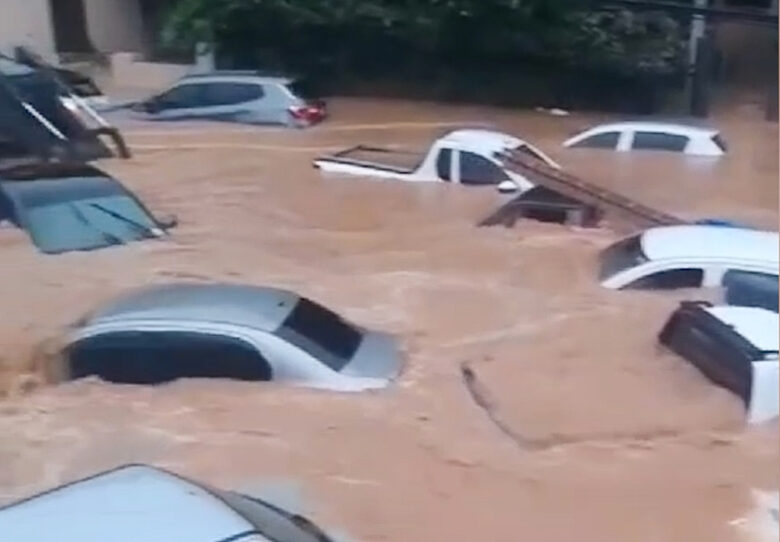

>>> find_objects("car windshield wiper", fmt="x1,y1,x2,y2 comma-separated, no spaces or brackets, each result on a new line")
68,203,125,247
241,494,335,542
87,202,159,239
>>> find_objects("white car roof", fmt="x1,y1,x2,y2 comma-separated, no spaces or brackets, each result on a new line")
576,121,718,138
441,129,524,152
640,225,780,266
440,129,559,167
705,306,779,353
0,465,254,542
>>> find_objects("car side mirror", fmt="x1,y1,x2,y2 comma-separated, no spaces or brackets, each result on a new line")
156,213,178,230
496,180,519,193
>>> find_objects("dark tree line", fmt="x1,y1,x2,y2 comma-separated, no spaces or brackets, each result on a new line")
162,0,687,111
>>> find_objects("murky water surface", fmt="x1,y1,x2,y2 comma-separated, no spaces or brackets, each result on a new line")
0,99,776,541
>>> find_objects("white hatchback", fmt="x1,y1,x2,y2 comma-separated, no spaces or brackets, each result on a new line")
564,121,727,157
599,225,779,290
660,302,778,424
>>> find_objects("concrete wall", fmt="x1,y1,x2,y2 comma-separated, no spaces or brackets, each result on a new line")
110,52,192,90
0,0,56,59
83,0,145,53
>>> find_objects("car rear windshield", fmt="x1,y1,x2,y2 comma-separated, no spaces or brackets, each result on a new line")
599,234,649,280
275,297,362,370
711,133,727,152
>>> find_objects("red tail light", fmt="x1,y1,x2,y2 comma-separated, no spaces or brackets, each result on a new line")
288,103,326,124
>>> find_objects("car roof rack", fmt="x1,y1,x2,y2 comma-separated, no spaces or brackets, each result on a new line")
0,47,130,169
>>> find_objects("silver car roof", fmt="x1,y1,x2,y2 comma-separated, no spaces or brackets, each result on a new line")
85,283,300,332
0,464,255,542
179,71,294,85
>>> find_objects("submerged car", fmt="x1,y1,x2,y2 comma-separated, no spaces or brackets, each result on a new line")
61,283,402,391
660,302,778,424
131,71,326,128
599,225,779,290
0,463,342,542
0,163,174,254
563,121,726,157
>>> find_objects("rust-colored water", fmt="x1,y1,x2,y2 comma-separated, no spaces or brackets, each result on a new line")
0,98,776,541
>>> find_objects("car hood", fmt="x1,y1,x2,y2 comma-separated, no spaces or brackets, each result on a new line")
340,330,402,380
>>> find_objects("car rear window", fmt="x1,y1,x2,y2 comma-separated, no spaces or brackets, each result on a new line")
275,297,362,370
599,234,648,280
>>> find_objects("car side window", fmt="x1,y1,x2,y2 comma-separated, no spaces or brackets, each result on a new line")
202,82,264,106
632,131,689,152
67,331,272,384
625,268,704,290
155,84,203,110
571,132,620,149
436,148,452,181
459,151,510,185
723,270,779,312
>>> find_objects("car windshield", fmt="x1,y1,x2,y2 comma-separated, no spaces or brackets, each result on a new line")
24,194,159,254
275,297,363,371
599,234,649,280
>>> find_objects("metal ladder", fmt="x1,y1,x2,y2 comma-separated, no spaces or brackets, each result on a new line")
501,149,685,229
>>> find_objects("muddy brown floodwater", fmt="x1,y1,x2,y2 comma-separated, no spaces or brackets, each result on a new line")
0,98,777,541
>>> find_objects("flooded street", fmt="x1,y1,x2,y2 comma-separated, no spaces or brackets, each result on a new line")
0,98,777,541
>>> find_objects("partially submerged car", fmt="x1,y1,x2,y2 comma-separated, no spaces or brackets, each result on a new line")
599,225,779,290
563,121,726,157
314,129,560,193
0,162,174,254
660,302,778,424
60,282,402,391
131,71,326,127
0,463,343,542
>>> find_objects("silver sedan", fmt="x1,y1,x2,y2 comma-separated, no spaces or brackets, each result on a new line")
62,283,402,392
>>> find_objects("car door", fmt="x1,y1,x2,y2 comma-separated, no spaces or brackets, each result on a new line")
146,83,205,120
569,131,623,150
457,150,512,185
199,81,267,123
66,330,273,384
629,131,690,153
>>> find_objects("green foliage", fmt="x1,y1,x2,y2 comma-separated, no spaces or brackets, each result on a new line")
161,0,685,77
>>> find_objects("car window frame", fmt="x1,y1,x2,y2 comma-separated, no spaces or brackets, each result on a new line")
629,130,690,152
66,327,273,383
152,83,205,111
571,131,622,150
200,81,265,107
623,267,705,290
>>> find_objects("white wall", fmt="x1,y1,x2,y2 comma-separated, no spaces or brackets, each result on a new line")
83,0,145,53
0,0,56,59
